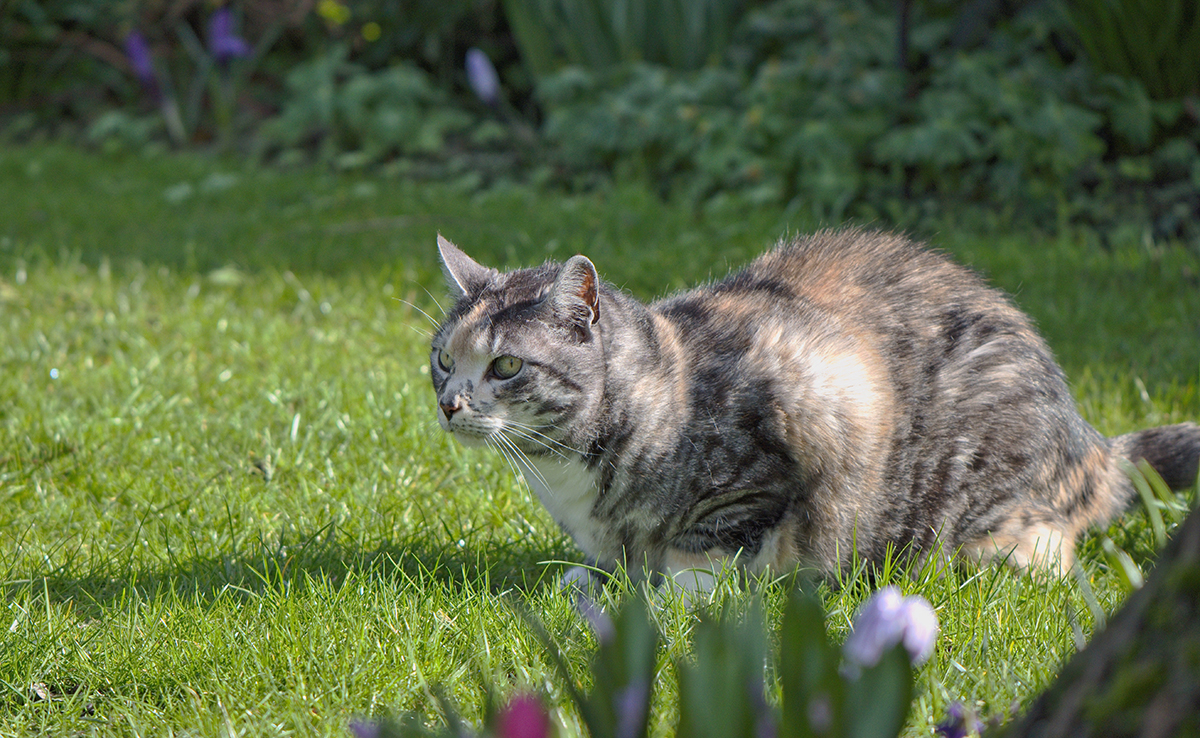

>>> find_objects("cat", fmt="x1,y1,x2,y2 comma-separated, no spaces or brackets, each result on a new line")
428,230,1200,592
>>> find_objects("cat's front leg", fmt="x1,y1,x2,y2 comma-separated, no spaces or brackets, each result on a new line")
557,558,611,599
661,548,731,595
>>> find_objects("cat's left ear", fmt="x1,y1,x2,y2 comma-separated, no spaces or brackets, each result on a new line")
544,255,601,339
437,234,495,299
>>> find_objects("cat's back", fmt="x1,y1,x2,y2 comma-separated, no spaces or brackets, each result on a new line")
746,229,1021,327
653,228,1037,358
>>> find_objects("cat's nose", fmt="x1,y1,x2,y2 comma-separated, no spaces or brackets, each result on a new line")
439,400,460,418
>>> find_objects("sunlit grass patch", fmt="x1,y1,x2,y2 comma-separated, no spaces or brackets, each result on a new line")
1,144,1198,736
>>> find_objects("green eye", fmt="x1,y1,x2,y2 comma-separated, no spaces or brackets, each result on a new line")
436,349,454,372
491,355,523,379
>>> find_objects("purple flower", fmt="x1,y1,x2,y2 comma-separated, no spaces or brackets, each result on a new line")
843,586,939,668
496,694,552,738
348,719,381,738
123,31,157,88
901,593,939,665
208,7,251,65
936,702,984,738
575,593,615,644
614,681,648,738
465,47,500,106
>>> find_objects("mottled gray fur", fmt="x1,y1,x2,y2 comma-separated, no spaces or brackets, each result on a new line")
429,230,1200,589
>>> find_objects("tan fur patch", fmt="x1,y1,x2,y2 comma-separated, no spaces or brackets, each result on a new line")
962,523,1075,574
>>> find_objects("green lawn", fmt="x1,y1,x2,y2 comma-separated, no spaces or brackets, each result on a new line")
1,144,1198,736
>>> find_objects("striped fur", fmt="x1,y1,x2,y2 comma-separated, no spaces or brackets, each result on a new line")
429,231,1200,588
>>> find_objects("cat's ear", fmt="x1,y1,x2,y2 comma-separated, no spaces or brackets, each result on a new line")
544,255,601,338
437,234,494,299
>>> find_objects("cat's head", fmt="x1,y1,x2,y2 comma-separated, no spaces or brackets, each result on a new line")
430,235,606,455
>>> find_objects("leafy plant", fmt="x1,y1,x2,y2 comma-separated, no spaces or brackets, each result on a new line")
1062,0,1200,101
257,44,475,167
355,587,938,738
502,0,757,76
532,0,1200,248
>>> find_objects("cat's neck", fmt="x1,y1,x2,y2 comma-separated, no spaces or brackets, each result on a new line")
587,289,690,455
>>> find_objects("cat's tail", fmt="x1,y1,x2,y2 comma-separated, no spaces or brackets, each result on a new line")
1111,422,1200,491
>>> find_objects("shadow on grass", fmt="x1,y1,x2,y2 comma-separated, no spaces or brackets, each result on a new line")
6,525,579,616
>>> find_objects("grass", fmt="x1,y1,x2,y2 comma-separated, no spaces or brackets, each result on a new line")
1,143,1198,736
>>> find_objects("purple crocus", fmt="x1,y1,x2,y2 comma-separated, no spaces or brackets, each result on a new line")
843,586,939,669
575,593,615,644
496,694,553,738
347,718,382,738
465,47,500,107
123,31,157,89
208,7,251,65
935,702,985,738
614,681,649,738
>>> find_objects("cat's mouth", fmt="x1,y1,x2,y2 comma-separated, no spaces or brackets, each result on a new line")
440,411,495,447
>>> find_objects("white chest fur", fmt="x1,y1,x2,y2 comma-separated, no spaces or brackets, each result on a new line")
518,455,603,556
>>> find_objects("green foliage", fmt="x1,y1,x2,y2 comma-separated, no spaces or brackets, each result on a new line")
503,0,755,77
379,593,917,738
1062,0,1200,101
776,596,914,738
331,0,508,82
534,0,1200,246
0,0,126,118
258,45,477,167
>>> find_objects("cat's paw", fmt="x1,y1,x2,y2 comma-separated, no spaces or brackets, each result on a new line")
558,566,615,637
558,565,603,596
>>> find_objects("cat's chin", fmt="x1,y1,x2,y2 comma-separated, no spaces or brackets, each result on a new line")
448,431,488,448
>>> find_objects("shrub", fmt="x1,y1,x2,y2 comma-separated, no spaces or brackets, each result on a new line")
503,0,758,77
258,45,476,167
1062,0,1200,102
533,0,1200,246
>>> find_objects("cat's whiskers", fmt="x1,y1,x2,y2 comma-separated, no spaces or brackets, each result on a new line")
394,297,442,331
505,427,572,462
419,285,447,317
484,433,517,477
503,434,553,490
405,324,434,339
488,430,552,492
503,420,580,458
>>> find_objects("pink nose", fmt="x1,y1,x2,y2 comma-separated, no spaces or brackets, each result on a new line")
440,401,460,418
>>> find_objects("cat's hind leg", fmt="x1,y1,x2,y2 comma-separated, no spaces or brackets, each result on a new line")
961,517,1076,574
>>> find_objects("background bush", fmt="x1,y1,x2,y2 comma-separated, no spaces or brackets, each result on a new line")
1,0,1197,247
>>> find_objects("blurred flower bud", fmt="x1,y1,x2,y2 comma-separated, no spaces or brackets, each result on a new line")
843,586,938,668
123,31,157,88
466,47,501,107
497,693,553,738
208,7,251,65
901,594,939,665
936,702,984,738
614,681,649,738
348,718,381,738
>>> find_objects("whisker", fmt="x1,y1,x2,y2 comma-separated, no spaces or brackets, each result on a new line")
420,285,448,317
490,433,528,484
495,431,551,492
394,297,442,329
504,420,581,455
505,427,572,462
404,323,434,339
486,435,523,484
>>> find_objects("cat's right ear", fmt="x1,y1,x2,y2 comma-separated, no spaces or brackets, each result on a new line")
437,234,494,299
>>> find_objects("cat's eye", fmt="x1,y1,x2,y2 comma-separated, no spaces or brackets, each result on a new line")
491,355,523,379
436,348,454,372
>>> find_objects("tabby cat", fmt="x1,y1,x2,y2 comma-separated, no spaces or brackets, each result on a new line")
429,230,1200,591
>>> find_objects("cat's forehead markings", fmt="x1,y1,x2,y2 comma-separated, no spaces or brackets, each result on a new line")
447,320,492,359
